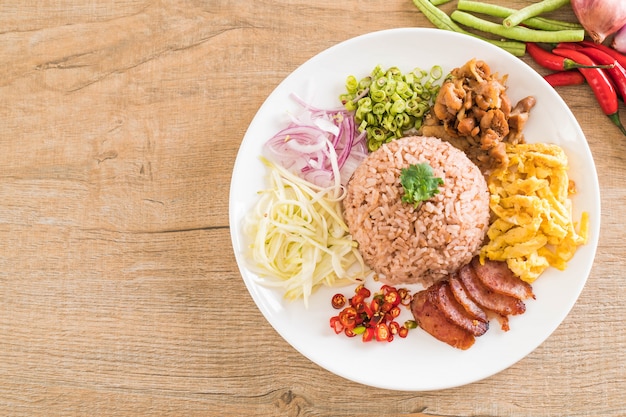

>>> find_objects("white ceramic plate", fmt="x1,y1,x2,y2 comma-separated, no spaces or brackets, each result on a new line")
229,28,600,391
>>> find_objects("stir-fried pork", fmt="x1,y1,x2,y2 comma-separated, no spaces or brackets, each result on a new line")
422,58,536,173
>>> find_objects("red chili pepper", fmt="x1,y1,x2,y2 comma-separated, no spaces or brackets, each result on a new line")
375,322,391,342
330,316,343,334
527,42,609,71
380,301,393,314
577,47,626,102
354,284,370,299
579,40,626,68
370,311,384,326
344,327,358,337
544,71,585,87
398,326,409,338
554,42,581,50
553,48,626,136
362,327,374,342
338,306,358,329
389,321,401,335
349,293,365,308
397,287,411,306
331,293,346,309
359,302,373,319
329,283,414,342
370,296,383,313
383,289,400,306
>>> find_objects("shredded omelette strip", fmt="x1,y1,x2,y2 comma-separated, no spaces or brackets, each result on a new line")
480,142,589,283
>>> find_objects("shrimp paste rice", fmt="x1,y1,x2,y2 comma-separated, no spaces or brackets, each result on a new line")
343,136,490,286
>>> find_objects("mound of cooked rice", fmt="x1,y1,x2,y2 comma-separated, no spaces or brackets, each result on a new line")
343,136,490,286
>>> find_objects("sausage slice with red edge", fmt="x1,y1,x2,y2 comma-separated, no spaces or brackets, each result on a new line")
448,273,489,323
430,280,489,337
411,288,475,350
471,257,535,300
457,263,526,317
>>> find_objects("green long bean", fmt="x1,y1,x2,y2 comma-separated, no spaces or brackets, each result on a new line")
503,0,571,28
451,10,585,43
411,0,526,56
456,0,582,31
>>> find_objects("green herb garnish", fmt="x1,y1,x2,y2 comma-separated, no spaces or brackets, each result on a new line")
400,163,444,207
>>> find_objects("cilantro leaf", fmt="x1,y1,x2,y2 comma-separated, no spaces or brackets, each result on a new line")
400,163,444,207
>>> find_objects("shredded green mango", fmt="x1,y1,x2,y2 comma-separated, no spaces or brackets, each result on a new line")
244,156,368,307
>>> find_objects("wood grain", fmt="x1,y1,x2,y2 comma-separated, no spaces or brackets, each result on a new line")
0,1,624,416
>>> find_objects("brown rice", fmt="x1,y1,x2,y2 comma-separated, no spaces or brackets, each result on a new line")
343,136,490,286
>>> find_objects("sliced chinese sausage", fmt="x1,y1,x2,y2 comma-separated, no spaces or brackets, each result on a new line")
411,289,475,350
470,257,535,300
457,263,526,317
448,273,489,323
431,280,489,337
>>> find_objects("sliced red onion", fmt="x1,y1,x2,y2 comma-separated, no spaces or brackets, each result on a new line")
612,24,626,54
264,94,367,188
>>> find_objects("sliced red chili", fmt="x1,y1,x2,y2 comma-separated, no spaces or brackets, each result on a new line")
397,288,411,306
389,321,401,335
362,327,375,342
398,326,409,338
329,284,414,343
359,303,373,320
331,293,346,309
370,297,383,313
370,312,384,325
344,327,358,337
384,290,400,306
330,316,343,334
349,293,365,308
375,323,391,342
338,307,358,329
354,283,366,294
380,284,392,292
355,285,371,299
352,300,367,316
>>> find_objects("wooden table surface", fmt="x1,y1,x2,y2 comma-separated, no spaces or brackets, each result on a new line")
1,1,624,416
